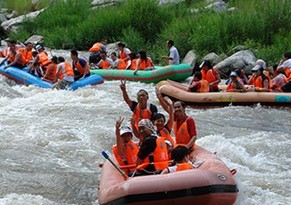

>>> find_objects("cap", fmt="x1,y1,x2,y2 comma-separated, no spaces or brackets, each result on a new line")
165,140,173,147
252,65,263,72
138,119,155,132
255,59,267,70
230,71,237,77
120,126,132,136
35,45,42,50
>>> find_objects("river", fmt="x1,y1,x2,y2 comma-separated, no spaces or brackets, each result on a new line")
0,47,290,205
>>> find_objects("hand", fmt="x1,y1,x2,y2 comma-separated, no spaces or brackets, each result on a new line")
164,96,172,105
115,116,124,129
155,87,162,98
120,80,126,91
133,70,137,75
4,65,8,69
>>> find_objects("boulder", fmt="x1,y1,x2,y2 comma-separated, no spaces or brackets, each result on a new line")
25,35,43,45
182,50,198,67
213,50,256,77
205,0,227,12
1,9,44,32
202,52,222,65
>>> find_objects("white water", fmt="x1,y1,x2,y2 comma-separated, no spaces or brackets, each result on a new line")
0,46,290,204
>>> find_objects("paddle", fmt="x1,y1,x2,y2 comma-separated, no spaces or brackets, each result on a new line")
101,151,129,180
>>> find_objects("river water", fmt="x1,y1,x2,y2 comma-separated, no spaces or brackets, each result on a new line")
0,47,290,205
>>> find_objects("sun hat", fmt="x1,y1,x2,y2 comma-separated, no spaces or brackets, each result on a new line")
252,65,263,72
120,126,132,136
255,59,267,70
138,119,156,133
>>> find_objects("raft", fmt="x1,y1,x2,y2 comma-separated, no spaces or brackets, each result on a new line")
156,80,291,108
0,58,104,90
98,145,238,205
90,64,192,83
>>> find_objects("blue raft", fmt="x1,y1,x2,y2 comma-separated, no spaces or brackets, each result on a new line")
0,58,104,90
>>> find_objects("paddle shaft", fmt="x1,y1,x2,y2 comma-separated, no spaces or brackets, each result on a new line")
101,151,128,179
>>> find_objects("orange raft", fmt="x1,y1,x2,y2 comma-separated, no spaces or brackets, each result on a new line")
156,80,291,108
98,145,238,205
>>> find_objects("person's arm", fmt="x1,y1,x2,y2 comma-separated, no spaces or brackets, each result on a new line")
130,118,140,140
115,116,126,157
238,80,247,92
54,64,61,83
125,59,132,70
79,58,89,79
42,64,53,80
209,68,221,86
156,87,170,113
4,53,21,68
119,80,133,107
134,59,140,74
164,97,174,131
256,79,270,92
0,56,8,65
186,117,197,150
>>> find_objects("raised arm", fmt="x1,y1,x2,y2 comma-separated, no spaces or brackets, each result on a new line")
120,80,133,107
156,87,170,113
115,116,126,156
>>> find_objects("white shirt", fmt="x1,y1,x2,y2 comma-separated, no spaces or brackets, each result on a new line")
57,62,74,82
279,59,291,68
169,46,180,65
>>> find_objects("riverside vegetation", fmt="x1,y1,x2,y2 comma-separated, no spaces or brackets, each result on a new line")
4,0,291,65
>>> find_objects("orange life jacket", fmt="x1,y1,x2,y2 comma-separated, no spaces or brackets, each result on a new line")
159,127,175,146
253,75,270,89
192,79,210,92
140,137,169,170
8,52,16,63
2,47,9,57
120,49,130,63
112,140,139,172
176,162,193,171
99,59,111,69
46,63,57,81
89,42,101,52
284,68,291,80
133,103,152,128
19,48,32,65
129,59,137,70
38,52,51,66
174,117,194,149
201,69,219,89
73,58,90,74
58,62,75,79
116,59,127,70
137,58,153,70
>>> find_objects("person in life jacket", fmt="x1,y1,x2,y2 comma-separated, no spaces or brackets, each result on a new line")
135,119,169,175
18,42,33,66
117,42,131,64
276,52,291,92
200,60,221,92
134,50,154,75
226,71,247,92
89,38,107,65
155,89,175,146
52,56,75,90
271,65,287,92
42,56,58,82
247,65,270,92
188,71,210,92
161,145,193,174
95,51,114,69
112,116,139,173
125,52,137,70
29,44,51,74
70,49,90,81
173,101,197,151
120,80,158,132
110,52,127,70
0,44,25,69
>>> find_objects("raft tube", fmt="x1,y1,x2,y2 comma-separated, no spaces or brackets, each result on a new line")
90,64,192,83
0,59,104,90
99,145,238,205
156,80,291,108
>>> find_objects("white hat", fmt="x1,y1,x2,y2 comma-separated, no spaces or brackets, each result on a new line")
120,126,132,136
35,45,42,50
255,59,267,70
230,71,237,77
252,65,263,72
165,140,173,147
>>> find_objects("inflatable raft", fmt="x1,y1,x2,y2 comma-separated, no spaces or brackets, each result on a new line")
156,80,291,108
0,58,104,90
90,64,192,83
98,145,238,205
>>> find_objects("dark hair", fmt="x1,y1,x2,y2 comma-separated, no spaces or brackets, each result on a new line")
111,51,117,56
25,42,32,46
57,56,65,62
175,100,187,108
167,40,174,46
117,42,125,48
138,50,147,61
283,52,291,59
153,113,166,122
100,51,107,55
171,145,189,162
201,60,213,69
51,56,58,64
129,52,137,59
71,49,78,57
137,89,148,96
194,71,202,80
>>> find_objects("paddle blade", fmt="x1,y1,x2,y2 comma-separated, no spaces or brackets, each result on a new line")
101,151,109,159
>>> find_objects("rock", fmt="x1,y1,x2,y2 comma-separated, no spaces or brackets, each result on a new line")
0,14,7,23
1,9,44,32
25,35,43,45
182,50,198,67
213,50,256,77
205,0,227,12
202,52,222,65
91,0,122,8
